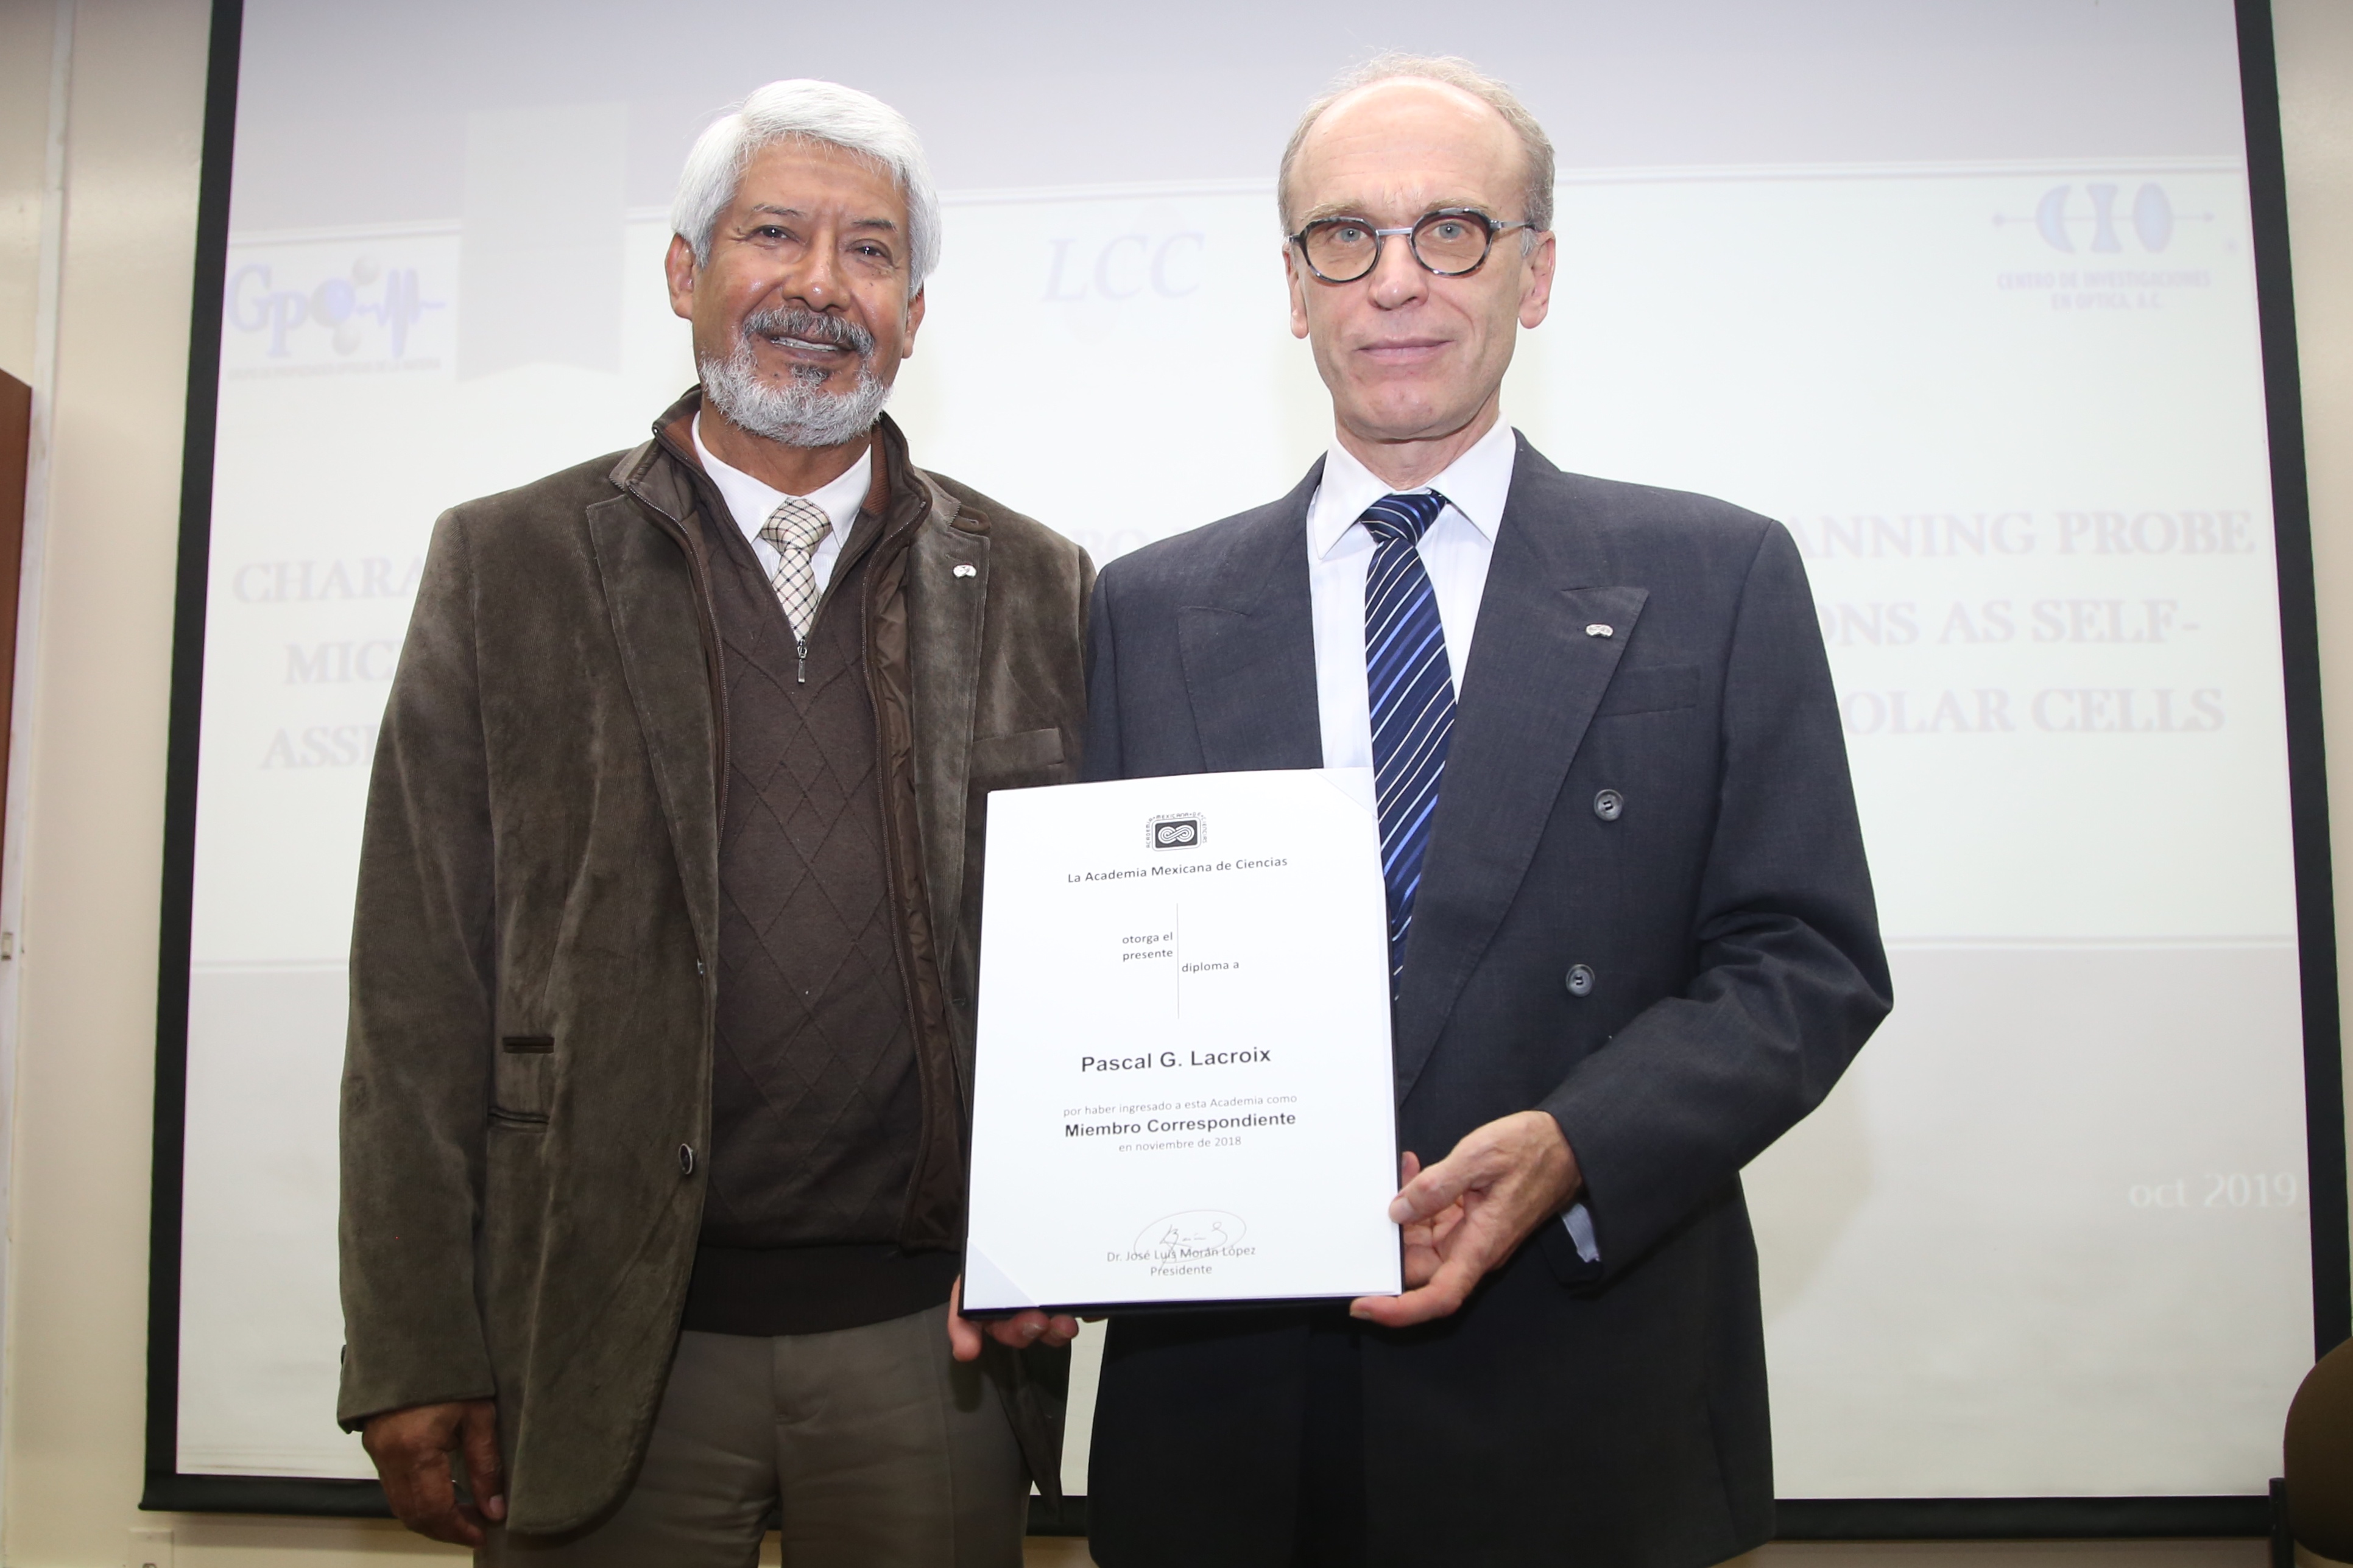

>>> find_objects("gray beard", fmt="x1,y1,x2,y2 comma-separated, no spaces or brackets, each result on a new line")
698,338,891,449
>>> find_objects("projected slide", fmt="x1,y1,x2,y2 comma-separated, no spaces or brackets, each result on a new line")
171,0,2314,1505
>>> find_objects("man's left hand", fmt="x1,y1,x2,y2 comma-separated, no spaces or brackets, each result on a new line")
946,1274,1081,1362
1350,1110,1582,1329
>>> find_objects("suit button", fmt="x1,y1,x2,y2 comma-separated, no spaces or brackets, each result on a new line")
1565,964,1596,997
1592,789,1623,822
678,1144,696,1177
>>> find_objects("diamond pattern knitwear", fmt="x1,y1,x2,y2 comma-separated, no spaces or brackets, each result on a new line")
680,491,954,1336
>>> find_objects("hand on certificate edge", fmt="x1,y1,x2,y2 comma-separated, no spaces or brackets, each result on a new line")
946,1274,1082,1362
1350,1109,1582,1328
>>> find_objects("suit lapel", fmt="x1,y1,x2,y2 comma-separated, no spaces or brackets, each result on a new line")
1391,440,1646,1100
587,491,722,958
1175,461,1324,773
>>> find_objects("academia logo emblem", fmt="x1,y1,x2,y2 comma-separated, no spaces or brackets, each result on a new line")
1148,814,1204,849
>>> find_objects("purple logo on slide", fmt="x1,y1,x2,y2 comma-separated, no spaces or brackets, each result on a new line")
1997,183,2193,255
225,257,446,359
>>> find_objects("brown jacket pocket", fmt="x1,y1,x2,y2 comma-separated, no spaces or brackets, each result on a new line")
970,726,1068,785
494,1036,554,1125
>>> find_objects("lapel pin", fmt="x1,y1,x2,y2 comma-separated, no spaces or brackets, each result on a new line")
1585,623,1614,638
952,563,978,578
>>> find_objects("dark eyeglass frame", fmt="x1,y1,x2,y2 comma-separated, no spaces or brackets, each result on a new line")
1287,208,1537,283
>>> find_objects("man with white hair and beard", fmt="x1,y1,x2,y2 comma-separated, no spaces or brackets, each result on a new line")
337,79,1088,1565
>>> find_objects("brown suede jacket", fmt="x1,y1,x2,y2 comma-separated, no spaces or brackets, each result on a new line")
337,392,1092,1533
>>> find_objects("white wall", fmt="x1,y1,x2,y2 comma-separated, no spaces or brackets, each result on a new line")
0,2,57,388
0,1,2343,1564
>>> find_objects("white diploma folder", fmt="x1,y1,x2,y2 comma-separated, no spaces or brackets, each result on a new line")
962,768,1403,1312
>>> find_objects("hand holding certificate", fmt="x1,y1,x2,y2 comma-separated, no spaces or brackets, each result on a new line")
961,768,1403,1313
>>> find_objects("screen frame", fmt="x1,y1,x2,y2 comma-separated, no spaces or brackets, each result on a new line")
136,0,2349,1539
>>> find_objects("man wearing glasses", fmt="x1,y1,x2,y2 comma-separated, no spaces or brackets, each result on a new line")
1072,55,1889,1568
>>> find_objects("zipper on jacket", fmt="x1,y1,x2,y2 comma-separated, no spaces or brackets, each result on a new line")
797,636,808,684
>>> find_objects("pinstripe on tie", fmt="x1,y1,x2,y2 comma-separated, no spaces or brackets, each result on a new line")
1361,490,1455,986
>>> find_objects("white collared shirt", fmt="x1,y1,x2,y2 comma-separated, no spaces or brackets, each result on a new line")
692,412,871,594
1305,417,1517,773
1302,417,1601,1267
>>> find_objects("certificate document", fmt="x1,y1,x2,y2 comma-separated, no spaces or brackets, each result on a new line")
962,768,1402,1313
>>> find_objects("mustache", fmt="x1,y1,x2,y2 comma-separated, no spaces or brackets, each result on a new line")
740,306,874,359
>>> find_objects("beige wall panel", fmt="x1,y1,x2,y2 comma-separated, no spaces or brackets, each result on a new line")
1,0,206,1563
0,1,55,385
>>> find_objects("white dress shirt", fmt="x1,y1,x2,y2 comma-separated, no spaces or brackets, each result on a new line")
1303,417,1600,1265
693,413,871,593
1305,418,1515,771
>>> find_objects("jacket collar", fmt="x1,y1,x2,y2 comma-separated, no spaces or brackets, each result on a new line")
607,386,703,524
1174,458,1325,774
609,387,950,544
1308,419,1515,561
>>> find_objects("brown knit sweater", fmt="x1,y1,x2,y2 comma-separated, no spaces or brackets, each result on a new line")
680,483,958,1335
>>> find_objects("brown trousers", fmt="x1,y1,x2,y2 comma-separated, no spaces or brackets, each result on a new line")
479,1305,1028,1567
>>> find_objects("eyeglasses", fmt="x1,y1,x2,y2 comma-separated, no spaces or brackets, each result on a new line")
1288,208,1536,283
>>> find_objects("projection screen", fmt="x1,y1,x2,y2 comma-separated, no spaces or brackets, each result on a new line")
150,0,2344,1526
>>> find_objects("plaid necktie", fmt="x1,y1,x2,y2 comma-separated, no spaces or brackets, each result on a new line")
1361,491,1456,987
758,495,833,664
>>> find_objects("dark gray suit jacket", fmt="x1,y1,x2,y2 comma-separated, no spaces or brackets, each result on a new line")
1081,435,1891,1568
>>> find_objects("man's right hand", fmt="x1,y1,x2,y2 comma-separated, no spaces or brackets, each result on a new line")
945,1274,1081,1363
361,1399,506,1547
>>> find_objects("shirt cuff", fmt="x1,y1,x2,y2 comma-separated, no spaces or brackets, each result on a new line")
1562,1200,1600,1264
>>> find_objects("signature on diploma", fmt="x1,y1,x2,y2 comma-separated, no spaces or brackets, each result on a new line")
1136,1209,1249,1255
1112,1212,1261,1273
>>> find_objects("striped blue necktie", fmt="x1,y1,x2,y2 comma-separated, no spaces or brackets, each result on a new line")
1361,491,1455,986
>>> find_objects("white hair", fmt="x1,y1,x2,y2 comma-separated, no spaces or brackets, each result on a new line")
671,79,942,292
